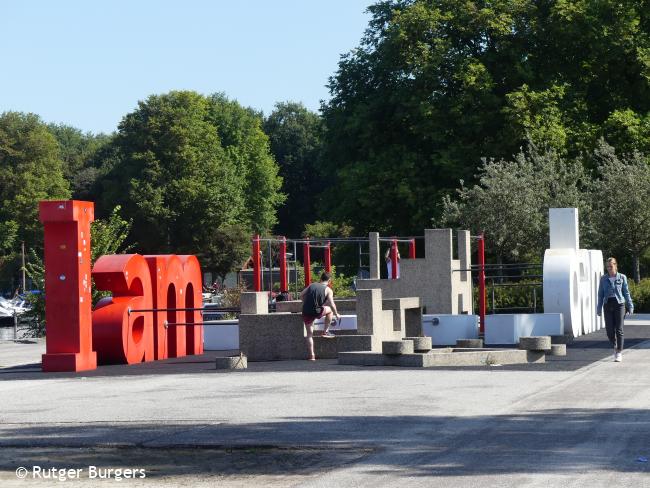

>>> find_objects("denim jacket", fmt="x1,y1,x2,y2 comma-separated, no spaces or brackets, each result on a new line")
596,273,634,315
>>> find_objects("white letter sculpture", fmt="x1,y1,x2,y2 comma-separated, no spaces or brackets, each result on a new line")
543,208,604,337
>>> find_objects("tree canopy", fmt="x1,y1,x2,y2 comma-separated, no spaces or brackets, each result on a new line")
47,123,113,200
321,0,650,233
99,91,283,274
0,112,70,250
590,141,650,282
264,101,324,238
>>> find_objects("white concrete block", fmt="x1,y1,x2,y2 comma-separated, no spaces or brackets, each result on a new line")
422,314,479,346
203,320,239,350
484,313,563,344
549,208,579,250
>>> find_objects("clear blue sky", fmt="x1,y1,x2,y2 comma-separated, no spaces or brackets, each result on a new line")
1,1,372,134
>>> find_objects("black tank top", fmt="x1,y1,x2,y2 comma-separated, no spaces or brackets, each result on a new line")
302,283,328,316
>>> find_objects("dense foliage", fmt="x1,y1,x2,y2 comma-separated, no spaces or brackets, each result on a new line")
99,91,283,272
321,0,650,233
264,102,325,238
4,0,650,287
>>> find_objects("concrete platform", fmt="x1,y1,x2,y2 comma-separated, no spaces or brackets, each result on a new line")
1,325,650,487
338,347,543,367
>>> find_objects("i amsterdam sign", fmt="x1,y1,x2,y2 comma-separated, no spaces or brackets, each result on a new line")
39,200,204,372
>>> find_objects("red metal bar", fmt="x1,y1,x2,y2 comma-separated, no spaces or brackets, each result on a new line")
303,239,311,288
391,239,398,279
408,239,416,259
279,236,288,293
478,233,486,334
324,241,332,288
253,235,261,291
324,241,332,273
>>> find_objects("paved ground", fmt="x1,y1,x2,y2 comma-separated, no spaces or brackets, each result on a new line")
1,324,649,487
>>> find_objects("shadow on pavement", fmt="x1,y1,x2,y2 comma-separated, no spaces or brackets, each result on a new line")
1,409,649,478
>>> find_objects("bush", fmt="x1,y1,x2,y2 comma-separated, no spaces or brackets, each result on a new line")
628,279,650,313
474,279,543,314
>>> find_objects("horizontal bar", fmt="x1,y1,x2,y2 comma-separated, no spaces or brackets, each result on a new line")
491,307,538,311
461,264,542,270
164,321,236,327
129,307,205,314
254,237,370,244
488,283,542,287
378,238,417,243
164,321,202,327
129,307,240,314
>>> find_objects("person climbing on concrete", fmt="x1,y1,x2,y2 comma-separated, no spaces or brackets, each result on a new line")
301,271,341,360
596,257,634,362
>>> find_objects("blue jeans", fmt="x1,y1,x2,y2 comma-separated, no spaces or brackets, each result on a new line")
604,297,624,351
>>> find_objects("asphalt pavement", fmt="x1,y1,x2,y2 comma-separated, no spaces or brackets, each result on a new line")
1,324,649,487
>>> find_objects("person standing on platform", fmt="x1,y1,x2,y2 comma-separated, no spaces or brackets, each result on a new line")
597,257,634,362
385,246,401,279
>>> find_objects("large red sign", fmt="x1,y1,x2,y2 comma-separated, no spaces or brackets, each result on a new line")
40,201,203,372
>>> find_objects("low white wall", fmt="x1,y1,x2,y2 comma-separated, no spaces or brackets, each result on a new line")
484,313,563,344
203,320,239,350
422,314,479,345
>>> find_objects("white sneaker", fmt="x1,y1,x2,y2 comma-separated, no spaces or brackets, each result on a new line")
615,352,622,362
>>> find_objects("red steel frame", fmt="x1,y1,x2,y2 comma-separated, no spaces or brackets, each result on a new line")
252,235,261,292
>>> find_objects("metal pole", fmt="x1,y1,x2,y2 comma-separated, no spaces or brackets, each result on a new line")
390,239,398,279
280,237,287,293
304,239,311,287
293,240,298,296
324,241,332,288
478,233,486,333
325,241,332,273
267,239,273,296
21,241,26,293
253,235,261,292
533,287,537,312
491,279,495,316
358,242,362,273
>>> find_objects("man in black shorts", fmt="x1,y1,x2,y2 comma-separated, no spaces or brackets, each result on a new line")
300,271,341,360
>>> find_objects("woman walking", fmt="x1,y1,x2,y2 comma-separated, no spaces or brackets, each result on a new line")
596,257,634,362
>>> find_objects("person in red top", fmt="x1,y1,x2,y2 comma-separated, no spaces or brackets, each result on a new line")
300,271,341,360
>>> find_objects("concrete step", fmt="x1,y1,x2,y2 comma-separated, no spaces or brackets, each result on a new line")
314,334,376,359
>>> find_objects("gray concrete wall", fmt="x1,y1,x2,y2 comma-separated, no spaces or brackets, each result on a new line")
356,228,473,315
240,292,268,314
238,313,307,360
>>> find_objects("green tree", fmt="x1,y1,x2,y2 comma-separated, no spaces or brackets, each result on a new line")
440,144,592,262
590,140,650,283
264,102,325,237
322,0,650,232
197,224,250,282
0,112,70,254
207,93,285,234
47,124,113,199
100,91,283,274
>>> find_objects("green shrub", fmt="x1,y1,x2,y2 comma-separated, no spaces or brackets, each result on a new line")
628,279,650,313
473,279,543,313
